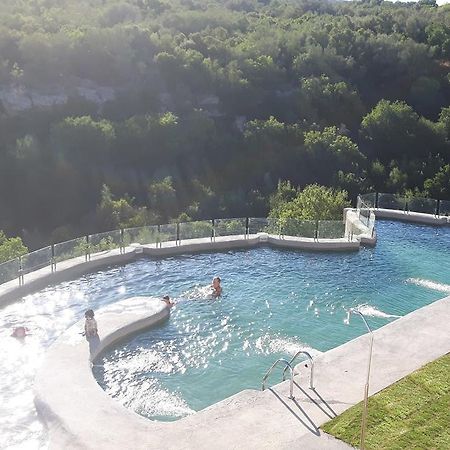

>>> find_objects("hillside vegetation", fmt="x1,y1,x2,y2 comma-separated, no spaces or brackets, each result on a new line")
0,0,449,249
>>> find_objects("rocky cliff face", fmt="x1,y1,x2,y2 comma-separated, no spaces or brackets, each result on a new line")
0,80,116,113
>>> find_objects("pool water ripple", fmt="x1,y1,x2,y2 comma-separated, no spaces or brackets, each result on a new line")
0,221,449,446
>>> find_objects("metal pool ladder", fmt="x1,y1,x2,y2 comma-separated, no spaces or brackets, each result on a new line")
282,350,314,389
261,358,294,399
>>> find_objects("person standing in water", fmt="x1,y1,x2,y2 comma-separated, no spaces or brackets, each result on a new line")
84,309,100,356
211,276,222,297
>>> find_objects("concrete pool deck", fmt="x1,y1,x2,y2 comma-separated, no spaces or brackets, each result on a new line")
34,294,450,450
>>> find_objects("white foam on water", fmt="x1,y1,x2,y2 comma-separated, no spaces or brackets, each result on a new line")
355,304,400,319
183,285,213,300
407,278,450,294
124,379,194,419
254,333,322,357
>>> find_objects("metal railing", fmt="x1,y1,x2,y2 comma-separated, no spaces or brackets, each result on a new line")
282,350,314,389
0,212,370,286
261,358,294,399
361,192,450,217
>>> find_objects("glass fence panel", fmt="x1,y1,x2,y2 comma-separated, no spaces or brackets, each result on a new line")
318,221,345,239
368,211,376,234
214,218,247,237
281,219,316,238
378,193,406,210
89,230,121,253
248,218,266,234
248,218,280,234
54,237,88,262
179,221,212,240
359,207,371,228
407,197,437,214
359,193,376,208
439,200,450,216
0,258,20,284
123,226,159,245
159,224,177,243
21,247,52,273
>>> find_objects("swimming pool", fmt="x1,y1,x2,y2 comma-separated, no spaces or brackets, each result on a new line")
0,220,449,448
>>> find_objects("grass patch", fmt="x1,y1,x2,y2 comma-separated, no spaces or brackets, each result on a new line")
321,353,450,450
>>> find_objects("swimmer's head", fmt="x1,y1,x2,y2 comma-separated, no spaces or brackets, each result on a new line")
163,295,170,301
85,309,95,319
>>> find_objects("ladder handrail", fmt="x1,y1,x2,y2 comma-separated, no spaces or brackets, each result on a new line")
283,350,314,389
261,358,294,399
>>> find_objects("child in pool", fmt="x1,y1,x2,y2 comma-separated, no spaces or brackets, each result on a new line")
162,295,174,308
84,309,100,356
11,326,30,338
84,309,98,338
211,276,222,298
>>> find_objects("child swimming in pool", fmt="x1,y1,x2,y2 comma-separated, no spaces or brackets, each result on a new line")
211,276,222,298
162,295,174,308
11,326,30,338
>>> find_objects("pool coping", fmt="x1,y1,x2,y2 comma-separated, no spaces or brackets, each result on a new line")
34,293,450,450
374,208,449,225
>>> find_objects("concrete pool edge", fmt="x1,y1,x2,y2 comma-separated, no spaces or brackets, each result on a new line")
374,208,450,225
34,294,450,449
34,297,171,450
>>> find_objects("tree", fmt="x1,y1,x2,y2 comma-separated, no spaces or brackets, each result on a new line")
148,177,179,222
51,116,116,164
96,185,155,231
269,183,350,220
0,231,28,263
303,126,365,185
424,165,450,199
360,100,421,161
298,76,365,130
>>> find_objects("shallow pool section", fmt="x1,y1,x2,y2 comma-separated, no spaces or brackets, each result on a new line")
0,221,449,448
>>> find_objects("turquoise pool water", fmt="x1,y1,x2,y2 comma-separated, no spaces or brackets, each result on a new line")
0,220,449,447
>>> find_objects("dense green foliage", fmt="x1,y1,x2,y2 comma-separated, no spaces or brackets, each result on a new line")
0,0,449,248
0,231,28,263
269,182,350,220
322,353,450,449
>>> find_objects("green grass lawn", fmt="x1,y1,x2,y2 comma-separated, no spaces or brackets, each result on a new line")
321,353,450,450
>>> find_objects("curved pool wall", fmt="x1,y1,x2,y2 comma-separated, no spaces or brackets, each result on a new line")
34,297,170,450
0,208,373,306
35,293,450,450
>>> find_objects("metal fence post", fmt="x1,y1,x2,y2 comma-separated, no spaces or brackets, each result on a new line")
315,220,319,241
120,229,124,254
18,256,24,286
176,223,180,246
157,225,161,248
375,192,379,209
85,235,90,262
245,217,249,239
436,199,440,217
51,244,56,272
212,219,216,242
